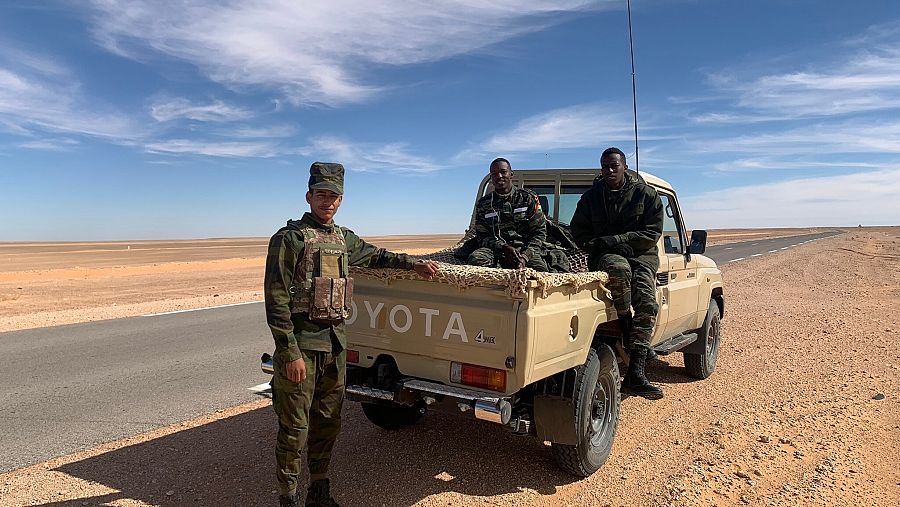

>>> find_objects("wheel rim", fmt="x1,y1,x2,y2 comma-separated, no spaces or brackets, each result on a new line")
706,315,720,361
589,370,616,447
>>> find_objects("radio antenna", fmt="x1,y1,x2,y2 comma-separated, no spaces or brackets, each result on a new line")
627,0,639,173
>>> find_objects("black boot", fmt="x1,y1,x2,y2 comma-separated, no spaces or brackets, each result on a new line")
305,479,340,507
279,492,300,507
623,348,664,400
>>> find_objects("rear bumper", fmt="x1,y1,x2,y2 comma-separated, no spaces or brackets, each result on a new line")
260,353,512,425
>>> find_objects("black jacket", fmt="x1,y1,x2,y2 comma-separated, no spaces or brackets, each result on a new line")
570,173,664,271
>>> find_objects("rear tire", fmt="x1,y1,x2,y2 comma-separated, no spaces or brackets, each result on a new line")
360,401,424,430
551,344,621,477
684,300,721,379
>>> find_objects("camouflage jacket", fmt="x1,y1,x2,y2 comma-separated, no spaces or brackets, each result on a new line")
570,173,664,271
472,187,547,253
264,212,417,362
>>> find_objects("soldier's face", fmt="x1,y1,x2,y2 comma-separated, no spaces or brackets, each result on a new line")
306,189,343,223
490,161,513,194
600,153,627,189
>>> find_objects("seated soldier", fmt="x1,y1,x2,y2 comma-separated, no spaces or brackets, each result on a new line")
468,158,549,271
570,147,665,399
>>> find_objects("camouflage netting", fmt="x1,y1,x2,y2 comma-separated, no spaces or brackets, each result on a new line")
351,233,611,299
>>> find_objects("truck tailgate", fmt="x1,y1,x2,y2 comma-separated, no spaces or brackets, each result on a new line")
346,276,519,384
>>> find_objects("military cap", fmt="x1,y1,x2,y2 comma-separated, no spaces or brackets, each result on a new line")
308,162,344,195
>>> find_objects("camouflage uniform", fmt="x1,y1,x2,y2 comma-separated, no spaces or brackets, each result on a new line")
570,172,664,350
468,186,549,271
266,164,418,500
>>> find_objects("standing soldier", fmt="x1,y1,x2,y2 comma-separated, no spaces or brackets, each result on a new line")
570,147,665,399
265,162,439,507
468,158,549,270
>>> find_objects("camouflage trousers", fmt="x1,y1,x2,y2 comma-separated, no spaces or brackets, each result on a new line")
596,254,659,351
272,348,346,496
467,246,549,271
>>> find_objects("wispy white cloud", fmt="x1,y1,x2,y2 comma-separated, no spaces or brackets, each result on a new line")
695,119,900,156
86,0,615,106
0,44,304,156
301,136,441,173
689,112,787,124
0,51,142,141
222,124,297,139
710,158,884,173
144,139,279,157
0,45,70,78
683,169,900,228
148,97,253,122
18,138,80,152
461,103,639,161
700,24,900,121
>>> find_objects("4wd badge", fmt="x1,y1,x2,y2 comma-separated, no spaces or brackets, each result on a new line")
474,329,496,344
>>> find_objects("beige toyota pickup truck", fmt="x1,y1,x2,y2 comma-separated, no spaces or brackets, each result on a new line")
262,168,724,476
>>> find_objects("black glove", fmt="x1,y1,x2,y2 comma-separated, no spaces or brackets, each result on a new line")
499,244,525,269
610,243,634,257
590,235,620,255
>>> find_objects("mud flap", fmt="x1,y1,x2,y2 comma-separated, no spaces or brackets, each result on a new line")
534,396,578,445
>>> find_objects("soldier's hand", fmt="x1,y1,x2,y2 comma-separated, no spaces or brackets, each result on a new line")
285,357,307,383
500,245,523,269
591,236,619,255
515,251,527,269
414,260,439,279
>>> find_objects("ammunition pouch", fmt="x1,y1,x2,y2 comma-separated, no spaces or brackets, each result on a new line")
309,276,354,322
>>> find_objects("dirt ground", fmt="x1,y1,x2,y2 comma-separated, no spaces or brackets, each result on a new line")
1,228,898,506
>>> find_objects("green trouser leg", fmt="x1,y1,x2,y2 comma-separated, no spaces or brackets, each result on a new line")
272,349,346,496
629,262,659,351
598,254,659,351
467,247,497,267
523,247,549,272
307,350,345,478
469,246,549,271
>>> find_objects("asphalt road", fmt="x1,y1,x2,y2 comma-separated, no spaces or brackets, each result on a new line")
705,230,842,263
0,231,842,472
0,303,272,472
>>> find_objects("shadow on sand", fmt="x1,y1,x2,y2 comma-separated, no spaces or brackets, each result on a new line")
44,401,582,507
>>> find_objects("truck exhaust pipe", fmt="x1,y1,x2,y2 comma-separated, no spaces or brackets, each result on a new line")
474,398,512,425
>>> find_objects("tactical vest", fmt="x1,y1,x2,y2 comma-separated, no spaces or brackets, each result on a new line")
288,226,354,322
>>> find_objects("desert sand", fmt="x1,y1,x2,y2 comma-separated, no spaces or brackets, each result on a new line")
0,228,897,506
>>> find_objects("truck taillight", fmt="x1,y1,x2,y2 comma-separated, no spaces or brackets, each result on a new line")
450,362,506,393
347,349,359,364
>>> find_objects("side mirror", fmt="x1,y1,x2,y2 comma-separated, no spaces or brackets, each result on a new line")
689,230,707,254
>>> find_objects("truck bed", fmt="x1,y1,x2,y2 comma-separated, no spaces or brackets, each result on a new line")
345,268,614,395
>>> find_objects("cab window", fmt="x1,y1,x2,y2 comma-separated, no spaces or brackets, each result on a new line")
558,185,591,225
659,193,684,254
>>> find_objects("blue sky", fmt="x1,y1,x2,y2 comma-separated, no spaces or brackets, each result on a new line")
1,0,899,240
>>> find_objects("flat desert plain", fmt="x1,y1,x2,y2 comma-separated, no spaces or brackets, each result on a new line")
1,227,898,506
0,228,832,332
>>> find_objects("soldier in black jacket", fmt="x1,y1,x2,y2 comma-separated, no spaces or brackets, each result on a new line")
570,147,665,399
